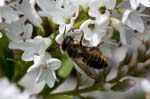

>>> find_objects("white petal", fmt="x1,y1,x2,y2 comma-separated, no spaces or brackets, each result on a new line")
17,0,42,26
18,69,45,94
27,63,40,73
130,0,140,9
0,32,2,38
80,19,108,46
24,24,33,39
47,58,61,70
43,37,51,48
96,11,110,25
104,0,116,9
8,41,28,50
141,79,150,93
21,36,51,61
21,49,35,61
52,76,76,93
122,10,144,33
119,28,127,45
36,0,53,12
96,11,110,24
122,9,131,24
1,7,19,23
55,33,64,44
128,12,144,32
140,0,150,7
0,0,4,6
89,1,101,18
45,70,56,88
112,46,128,63
36,67,47,83
89,34,101,46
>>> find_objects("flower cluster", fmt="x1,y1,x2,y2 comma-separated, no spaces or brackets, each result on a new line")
0,0,150,98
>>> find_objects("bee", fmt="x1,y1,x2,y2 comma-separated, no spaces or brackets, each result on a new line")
61,30,108,79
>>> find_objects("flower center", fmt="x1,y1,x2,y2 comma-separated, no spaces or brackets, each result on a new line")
65,17,71,24
88,23,95,31
99,6,106,14
42,63,48,69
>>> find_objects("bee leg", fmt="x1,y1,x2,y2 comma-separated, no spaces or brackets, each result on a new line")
80,31,84,46
63,26,67,37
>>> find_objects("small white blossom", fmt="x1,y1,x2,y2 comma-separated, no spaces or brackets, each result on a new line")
37,0,79,25
0,78,35,99
3,18,32,42
141,79,150,93
80,19,109,47
18,69,45,94
27,52,61,88
122,9,145,33
130,0,150,10
0,0,19,23
0,32,2,38
37,0,79,34
16,0,42,26
20,36,51,61
1,18,33,49
89,0,116,24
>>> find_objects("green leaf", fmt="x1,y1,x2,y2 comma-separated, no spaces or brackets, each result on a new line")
45,95,71,99
74,8,89,29
110,28,120,43
0,33,31,82
57,56,74,79
0,33,14,80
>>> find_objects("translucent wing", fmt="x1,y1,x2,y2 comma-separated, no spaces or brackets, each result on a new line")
73,58,97,79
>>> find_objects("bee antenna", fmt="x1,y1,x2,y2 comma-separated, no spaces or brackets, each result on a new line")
63,26,67,37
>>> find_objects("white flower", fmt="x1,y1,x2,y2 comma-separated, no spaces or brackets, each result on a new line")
16,0,42,26
122,9,144,33
3,18,32,42
37,0,79,34
1,18,33,50
0,32,2,38
20,36,51,61
0,78,35,99
0,0,19,23
27,52,61,88
89,0,116,24
37,0,79,25
141,79,150,93
18,68,45,94
80,19,109,47
130,0,150,10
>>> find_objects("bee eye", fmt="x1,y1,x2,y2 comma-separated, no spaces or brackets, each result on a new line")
62,36,73,51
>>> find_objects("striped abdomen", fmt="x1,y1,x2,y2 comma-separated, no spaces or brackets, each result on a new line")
82,51,107,69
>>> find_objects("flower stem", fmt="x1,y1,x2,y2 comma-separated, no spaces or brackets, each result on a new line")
45,84,103,97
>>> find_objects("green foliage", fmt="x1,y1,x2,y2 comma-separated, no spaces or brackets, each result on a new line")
44,95,71,99
57,56,73,79
0,33,31,82
0,33,14,80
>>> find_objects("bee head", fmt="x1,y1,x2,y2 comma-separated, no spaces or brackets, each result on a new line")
62,36,73,51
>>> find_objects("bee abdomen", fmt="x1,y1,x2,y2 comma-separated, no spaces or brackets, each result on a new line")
82,54,107,69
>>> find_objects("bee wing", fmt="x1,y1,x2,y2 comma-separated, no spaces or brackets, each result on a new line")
73,58,97,79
